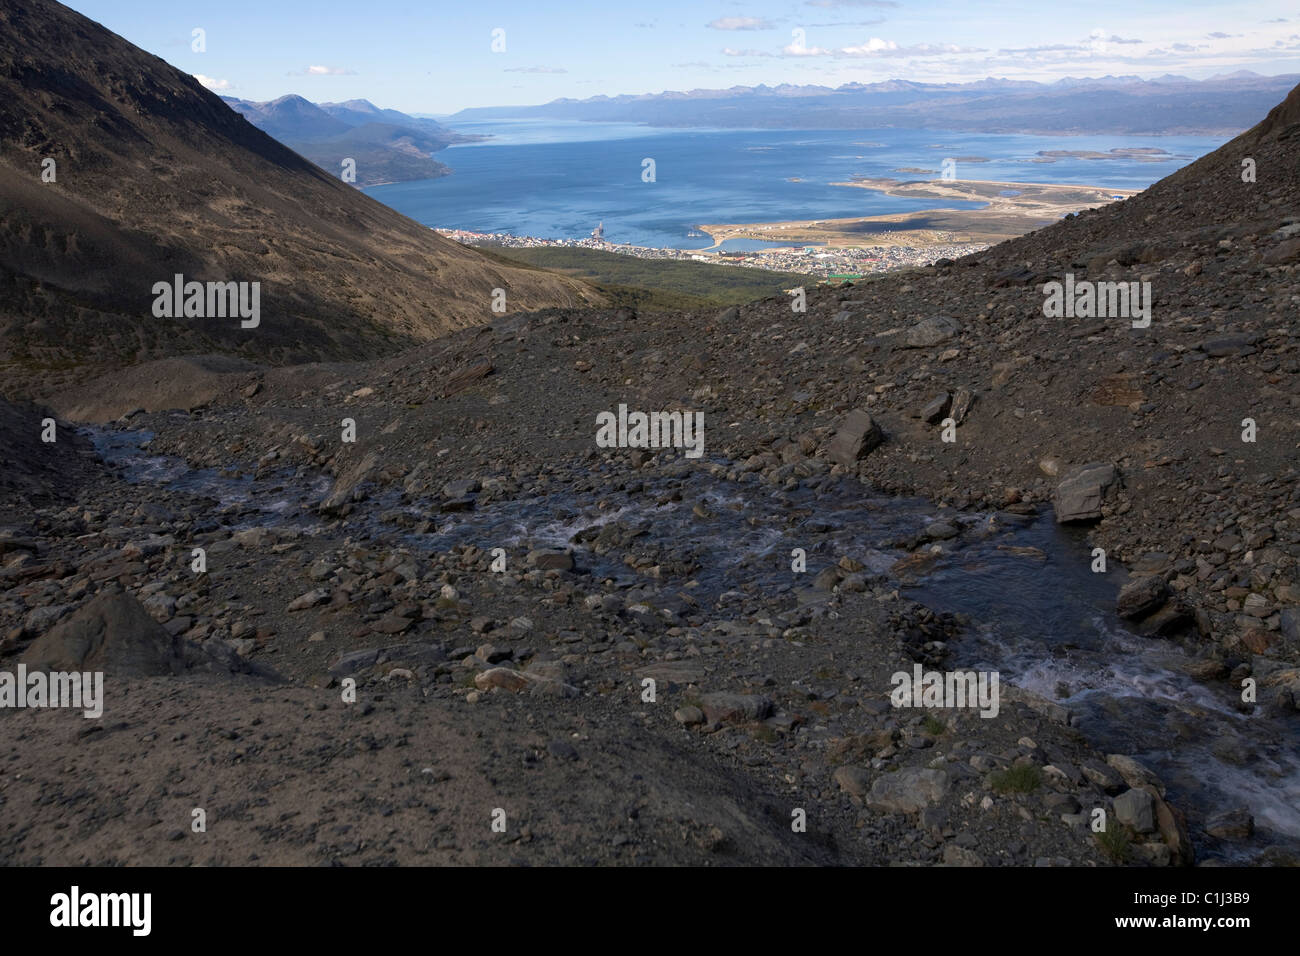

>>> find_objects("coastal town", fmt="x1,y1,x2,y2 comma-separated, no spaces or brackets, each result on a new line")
435,226,990,280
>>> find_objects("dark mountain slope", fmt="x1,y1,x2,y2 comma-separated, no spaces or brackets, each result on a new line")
0,0,601,395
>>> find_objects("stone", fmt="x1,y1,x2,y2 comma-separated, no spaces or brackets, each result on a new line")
1205,807,1254,840
319,451,379,515
674,705,704,726
527,549,574,571
371,615,412,635
637,660,706,686
1081,760,1125,793
1114,788,1157,833
833,765,872,796
21,592,183,677
1053,462,1118,523
287,588,330,612
942,845,985,866
527,677,580,699
1199,333,1260,358
813,566,842,590
924,520,959,540
1117,575,1169,620
989,266,1037,287
1262,238,1300,264
949,387,976,425
1106,754,1164,795
921,392,951,424
866,767,950,813
827,409,883,466
904,315,962,348
441,478,481,498
23,603,72,633
1044,792,1081,814
1134,600,1193,638
698,692,773,725
1279,608,1300,652
474,667,530,692
1150,790,1193,865
328,648,380,676
547,740,580,761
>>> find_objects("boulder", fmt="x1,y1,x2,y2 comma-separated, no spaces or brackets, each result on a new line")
827,409,883,466
1117,575,1169,620
319,451,379,515
1114,788,1157,834
527,549,574,571
1278,608,1300,653
287,588,330,612
1205,806,1253,840
1134,600,1194,638
21,592,183,676
833,765,872,796
1053,462,1118,523
903,315,962,348
1106,754,1164,795
949,387,976,425
698,692,773,725
474,667,530,692
920,392,951,424
866,767,950,813
1149,789,1193,865
441,478,481,498
1262,238,1300,264
1199,333,1259,358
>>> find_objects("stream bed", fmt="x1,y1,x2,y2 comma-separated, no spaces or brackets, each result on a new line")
88,426,1300,862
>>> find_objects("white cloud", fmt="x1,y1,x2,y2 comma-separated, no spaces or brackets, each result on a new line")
838,39,981,57
844,36,898,53
290,65,356,76
709,17,776,31
194,74,231,90
783,42,834,56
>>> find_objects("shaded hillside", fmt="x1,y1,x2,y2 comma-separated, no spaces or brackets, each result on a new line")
225,95,478,186
0,0,602,396
299,122,454,186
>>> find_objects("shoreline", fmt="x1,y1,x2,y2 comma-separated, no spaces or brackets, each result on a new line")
436,227,988,279
434,175,1143,275
697,177,1142,249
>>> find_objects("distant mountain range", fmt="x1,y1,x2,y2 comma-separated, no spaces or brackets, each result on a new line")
451,72,1300,135
223,94,483,186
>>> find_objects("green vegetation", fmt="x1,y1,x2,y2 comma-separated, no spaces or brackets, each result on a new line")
1094,822,1133,864
479,244,809,311
921,714,946,736
989,763,1043,794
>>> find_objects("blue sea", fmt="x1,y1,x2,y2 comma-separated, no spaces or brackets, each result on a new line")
366,119,1227,250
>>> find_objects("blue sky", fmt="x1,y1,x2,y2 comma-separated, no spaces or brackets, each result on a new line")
65,0,1300,114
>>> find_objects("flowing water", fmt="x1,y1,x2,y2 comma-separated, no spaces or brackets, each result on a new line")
88,426,1300,862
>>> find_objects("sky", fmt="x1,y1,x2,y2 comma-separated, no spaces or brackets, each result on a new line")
64,0,1300,114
